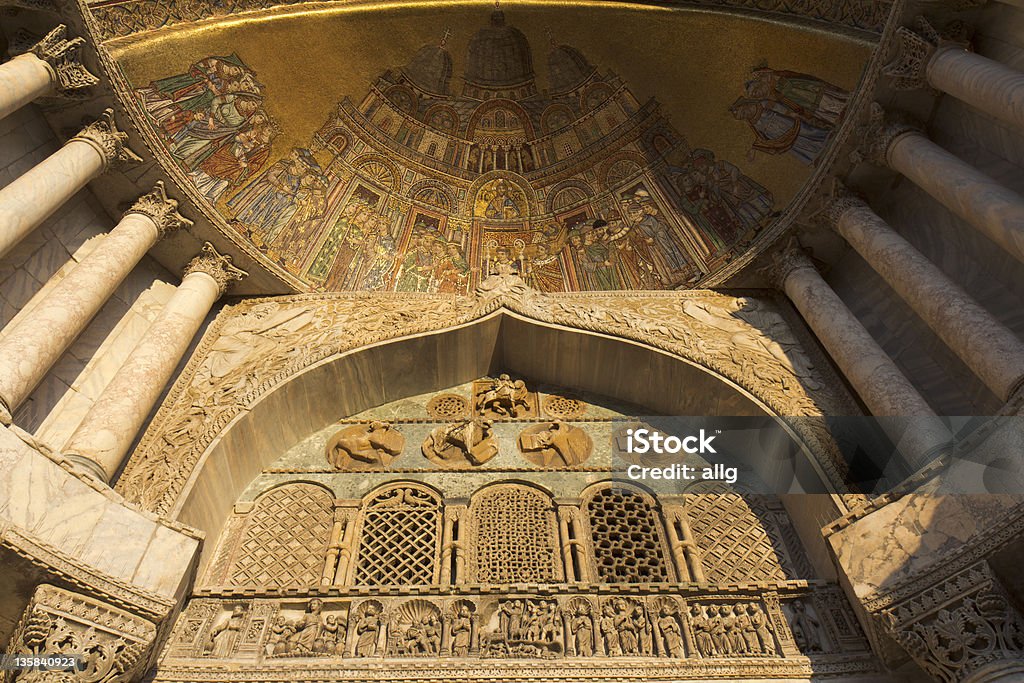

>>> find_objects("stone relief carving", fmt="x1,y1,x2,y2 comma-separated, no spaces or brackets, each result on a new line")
542,394,587,420
474,374,533,418
326,421,405,469
786,599,826,654
425,393,470,420
351,601,385,657
118,282,851,515
517,421,593,467
204,605,245,657
388,600,442,656
422,419,498,467
267,599,348,656
5,585,156,683
689,603,778,658
482,599,563,658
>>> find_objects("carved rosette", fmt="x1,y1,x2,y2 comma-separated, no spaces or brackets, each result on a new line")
851,103,922,167
183,242,247,297
127,181,193,238
71,109,143,170
6,584,157,683
881,563,1024,683
27,25,99,94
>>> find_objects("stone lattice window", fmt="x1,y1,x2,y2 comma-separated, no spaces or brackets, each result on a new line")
685,490,795,583
355,485,441,586
228,483,333,588
471,485,558,583
585,486,670,583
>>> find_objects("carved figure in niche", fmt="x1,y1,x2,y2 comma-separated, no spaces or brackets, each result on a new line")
322,615,346,655
326,421,405,469
749,603,776,655
790,599,824,652
518,421,593,467
656,607,685,658
205,605,245,657
390,600,441,656
691,605,715,657
268,617,295,656
600,604,621,656
485,599,562,658
451,605,474,656
568,602,595,657
354,604,382,657
709,606,729,655
287,599,326,655
476,374,530,417
610,598,649,656
723,605,745,655
422,418,498,467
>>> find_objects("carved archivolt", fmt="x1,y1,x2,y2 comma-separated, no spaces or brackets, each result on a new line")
116,278,852,515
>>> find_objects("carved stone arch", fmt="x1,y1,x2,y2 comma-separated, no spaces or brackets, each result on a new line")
116,288,854,575
353,481,443,587
468,481,561,584
546,178,595,214
540,103,575,134
220,481,334,588
579,482,673,584
352,153,402,192
408,178,456,212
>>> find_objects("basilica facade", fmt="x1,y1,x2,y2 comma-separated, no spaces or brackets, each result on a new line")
1,0,1024,682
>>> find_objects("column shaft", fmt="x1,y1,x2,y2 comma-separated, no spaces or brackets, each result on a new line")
0,54,54,122
834,200,1024,400
0,213,160,419
887,132,1024,263
64,271,221,480
0,139,104,258
778,250,951,468
929,47,1024,132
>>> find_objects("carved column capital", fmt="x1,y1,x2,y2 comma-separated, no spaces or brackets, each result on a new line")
126,181,193,238
883,17,943,90
881,562,1024,683
851,103,922,167
6,584,157,683
71,108,143,171
183,242,247,297
27,24,99,95
820,184,868,230
766,239,816,289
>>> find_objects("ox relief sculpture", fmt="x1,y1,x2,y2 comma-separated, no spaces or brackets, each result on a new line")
325,421,405,469
517,421,593,467
422,418,499,467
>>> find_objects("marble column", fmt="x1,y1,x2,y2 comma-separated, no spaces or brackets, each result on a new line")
773,243,952,469
0,182,189,425
885,17,1024,131
0,108,140,259
64,243,245,481
0,25,98,122
826,194,1024,401
859,109,1024,264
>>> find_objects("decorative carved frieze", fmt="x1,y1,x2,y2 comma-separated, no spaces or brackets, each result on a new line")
881,562,1024,683
126,181,192,238
27,25,98,94
5,584,157,683
183,242,247,297
71,109,142,170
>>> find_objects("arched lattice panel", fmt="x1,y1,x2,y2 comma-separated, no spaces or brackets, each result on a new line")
354,484,441,586
227,483,333,588
584,485,671,583
471,485,559,583
685,487,802,583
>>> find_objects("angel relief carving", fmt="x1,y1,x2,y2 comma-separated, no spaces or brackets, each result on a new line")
325,421,405,469
422,418,498,467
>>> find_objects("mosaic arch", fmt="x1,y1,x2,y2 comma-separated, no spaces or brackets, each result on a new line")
124,5,868,292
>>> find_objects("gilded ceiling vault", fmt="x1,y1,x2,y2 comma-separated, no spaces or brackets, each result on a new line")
111,3,869,292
